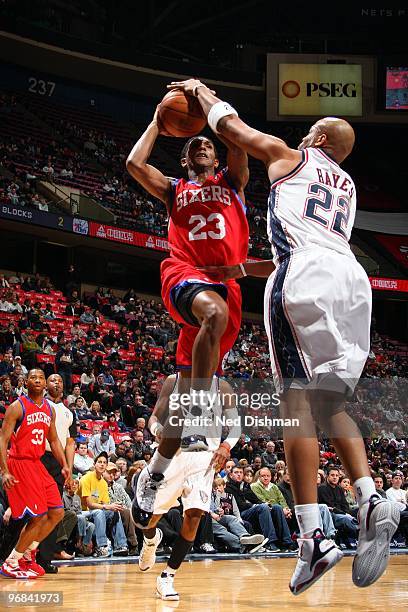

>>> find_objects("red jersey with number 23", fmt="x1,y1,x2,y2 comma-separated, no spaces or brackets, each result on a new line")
168,169,249,266
9,395,53,460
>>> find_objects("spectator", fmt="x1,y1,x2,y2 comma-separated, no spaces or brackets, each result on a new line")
318,467,359,543
261,441,278,468
385,472,408,544
373,474,387,498
63,479,94,556
77,452,128,557
211,478,266,552
250,467,293,549
103,413,120,436
88,429,116,458
339,476,358,512
226,465,288,552
103,463,137,554
73,441,94,476
89,400,104,420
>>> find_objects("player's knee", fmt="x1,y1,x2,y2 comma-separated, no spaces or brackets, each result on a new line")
201,301,228,337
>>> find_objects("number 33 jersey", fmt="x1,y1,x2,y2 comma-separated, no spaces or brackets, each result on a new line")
268,147,356,263
9,395,53,460
168,169,249,266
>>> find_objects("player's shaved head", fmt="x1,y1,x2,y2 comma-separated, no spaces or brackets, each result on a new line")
298,117,355,164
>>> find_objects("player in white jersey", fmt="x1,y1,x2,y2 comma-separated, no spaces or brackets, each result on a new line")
132,373,241,601
167,79,400,595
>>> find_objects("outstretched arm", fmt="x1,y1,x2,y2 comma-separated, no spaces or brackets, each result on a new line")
167,80,299,171
197,259,275,281
216,132,249,199
126,106,174,210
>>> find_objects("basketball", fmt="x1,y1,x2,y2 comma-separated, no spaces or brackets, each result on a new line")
158,90,206,137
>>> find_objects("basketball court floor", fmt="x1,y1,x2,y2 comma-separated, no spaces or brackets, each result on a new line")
1,553,406,611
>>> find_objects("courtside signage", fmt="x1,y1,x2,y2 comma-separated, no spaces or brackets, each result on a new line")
279,64,362,116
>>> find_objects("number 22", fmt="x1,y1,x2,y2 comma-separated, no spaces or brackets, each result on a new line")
304,183,350,239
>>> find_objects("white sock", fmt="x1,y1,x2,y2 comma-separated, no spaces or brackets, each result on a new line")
6,549,24,567
353,476,376,507
148,451,172,475
163,565,176,576
295,503,322,538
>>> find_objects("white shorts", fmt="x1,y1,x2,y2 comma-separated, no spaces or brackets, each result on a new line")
154,451,214,515
264,247,372,395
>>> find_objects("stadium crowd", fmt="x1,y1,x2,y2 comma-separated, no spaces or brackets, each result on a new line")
1,92,271,257
0,270,407,565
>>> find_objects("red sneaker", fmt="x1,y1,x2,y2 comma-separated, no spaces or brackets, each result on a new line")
0,561,35,579
20,551,45,577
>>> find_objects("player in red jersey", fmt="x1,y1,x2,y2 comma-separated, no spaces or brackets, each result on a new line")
0,369,71,579
126,102,249,527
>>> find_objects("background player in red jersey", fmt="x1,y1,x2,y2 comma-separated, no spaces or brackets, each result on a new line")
0,369,71,579
126,102,249,526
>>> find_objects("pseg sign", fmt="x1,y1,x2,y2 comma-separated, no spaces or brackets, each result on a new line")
279,64,362,116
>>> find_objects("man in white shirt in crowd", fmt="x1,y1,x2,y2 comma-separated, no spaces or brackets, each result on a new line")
386,472,407,508
88,428,115,458
74,439,94,476
386,472,408,544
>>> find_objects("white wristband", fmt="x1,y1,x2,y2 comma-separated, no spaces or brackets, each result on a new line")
239,263,247,277
207,101,238,133
150,421,163,437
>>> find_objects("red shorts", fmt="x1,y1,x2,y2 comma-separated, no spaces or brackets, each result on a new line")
161,258,242,372
7,458,63,520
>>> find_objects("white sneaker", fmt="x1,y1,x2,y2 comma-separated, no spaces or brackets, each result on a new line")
199,543,216,553
352,494,400,588
240,534,265,546
156,572,179,601
138,528,163,572
93,546,110,558
289,528,343,595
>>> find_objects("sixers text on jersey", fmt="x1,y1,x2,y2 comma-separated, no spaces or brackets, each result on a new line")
168,169,249,267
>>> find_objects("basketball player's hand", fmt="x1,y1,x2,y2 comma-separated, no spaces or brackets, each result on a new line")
167,79,216,96
61,466,72,485
197,265,242,281
1,472,19,489
152,104,171,136
3,507,11,525
210,444,230,473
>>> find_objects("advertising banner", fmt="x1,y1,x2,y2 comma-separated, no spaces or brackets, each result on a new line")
278,63,362,116
369,276,408,292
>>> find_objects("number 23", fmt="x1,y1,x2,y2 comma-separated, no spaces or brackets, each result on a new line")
189,213,226,241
